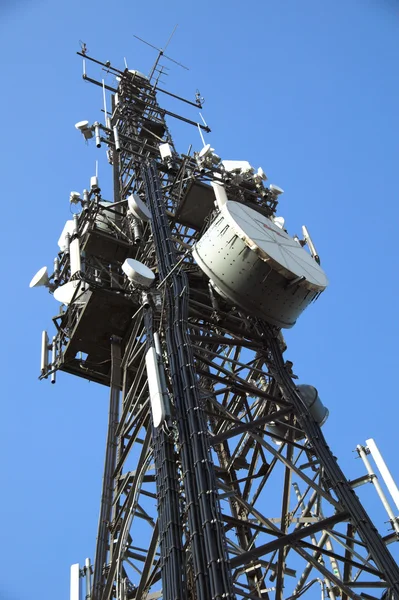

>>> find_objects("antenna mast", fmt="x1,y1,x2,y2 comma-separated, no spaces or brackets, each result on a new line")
32,43,399,600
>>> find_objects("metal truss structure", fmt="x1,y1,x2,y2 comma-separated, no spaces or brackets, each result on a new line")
35,51,399,600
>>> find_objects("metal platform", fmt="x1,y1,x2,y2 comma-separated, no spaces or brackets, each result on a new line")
81,226,132,265
59,288,139,386
175,179,215,229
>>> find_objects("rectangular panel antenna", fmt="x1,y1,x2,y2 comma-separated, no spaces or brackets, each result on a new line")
70,563,81,600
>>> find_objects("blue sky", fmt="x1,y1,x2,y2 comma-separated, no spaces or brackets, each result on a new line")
0,1,398,599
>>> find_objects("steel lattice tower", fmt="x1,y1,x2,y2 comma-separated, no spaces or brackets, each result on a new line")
32,50,399,600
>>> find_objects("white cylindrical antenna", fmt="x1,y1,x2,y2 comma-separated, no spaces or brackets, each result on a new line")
51,336,57,384
124,57,128,69
70,563,81,600
102,79,109,128
366,438,399,513
84,558,92,600
94,122,101,148
65,233,71,256
73,214,79,236
41,331,49,375
131,217,142,244
53,257,60,285
70,238,81,275
114,93,119,107
113,125,121,152
357,444,399,535
302,225,320,264
197,123,206,147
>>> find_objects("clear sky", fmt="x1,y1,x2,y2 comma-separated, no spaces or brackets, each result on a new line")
0,1,398,599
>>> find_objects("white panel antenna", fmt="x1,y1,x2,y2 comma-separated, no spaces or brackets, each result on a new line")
58,220,75,251
70,563,81,600
211,182,228,209
145,347,166,427
70,238,81,276
159,142,173,163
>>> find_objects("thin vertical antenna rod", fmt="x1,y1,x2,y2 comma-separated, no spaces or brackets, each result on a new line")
357,443,399,534
197,123,206,147
133,25,189,82
366,438,399,512
199,113,208,127
102,80,108,127
163,24,178,52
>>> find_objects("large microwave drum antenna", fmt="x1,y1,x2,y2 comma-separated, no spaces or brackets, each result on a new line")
193,201,328,328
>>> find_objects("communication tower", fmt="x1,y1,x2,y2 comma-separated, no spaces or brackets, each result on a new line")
31,45,399,600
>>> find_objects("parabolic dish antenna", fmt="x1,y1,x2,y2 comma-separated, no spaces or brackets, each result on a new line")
199,144,212,159
122,258,155,288
29,266,49,288
75,120,90,131
193,201,328,328
127,194,151,221
53,281,91,305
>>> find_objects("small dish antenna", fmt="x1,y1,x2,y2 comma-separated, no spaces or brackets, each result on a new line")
75,120,94,140
53,281,91,305
29,266,50,289
122,258,155,288
127,194,151,221
257,167,267,181
270,184,284,196
199,144,212,159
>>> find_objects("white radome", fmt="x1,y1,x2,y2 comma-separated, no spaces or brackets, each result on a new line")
122,258,155,288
